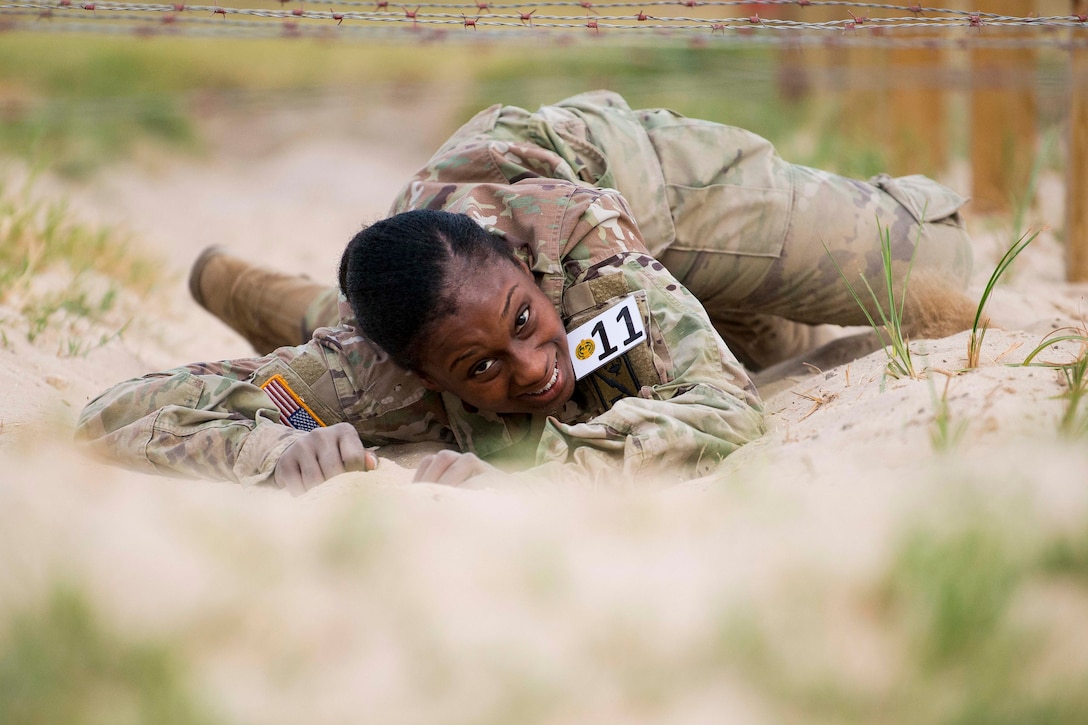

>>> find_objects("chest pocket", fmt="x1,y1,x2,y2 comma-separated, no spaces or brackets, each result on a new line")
563,275,666,416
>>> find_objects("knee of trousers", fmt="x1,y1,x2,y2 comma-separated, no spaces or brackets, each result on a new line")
910,217,974,290
857,172,974,288
751,169,974,325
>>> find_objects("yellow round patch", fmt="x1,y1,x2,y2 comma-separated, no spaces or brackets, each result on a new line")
575,338,595,361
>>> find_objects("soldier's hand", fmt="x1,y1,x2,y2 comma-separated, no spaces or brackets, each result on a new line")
412,450,499,486
275,422,377,496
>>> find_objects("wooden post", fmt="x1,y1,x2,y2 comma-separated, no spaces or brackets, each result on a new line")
887,33,947,176
969,0,1038,214
839,7,888,157
843,46,887,154
1070,0,1088,282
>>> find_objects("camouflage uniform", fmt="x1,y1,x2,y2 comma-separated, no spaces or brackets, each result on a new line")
76,90,971,487
304,90,972,367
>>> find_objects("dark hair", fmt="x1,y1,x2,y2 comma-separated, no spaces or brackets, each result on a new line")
338,209,519,370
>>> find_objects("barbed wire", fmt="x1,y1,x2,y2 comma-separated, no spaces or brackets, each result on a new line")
3,1,1087,46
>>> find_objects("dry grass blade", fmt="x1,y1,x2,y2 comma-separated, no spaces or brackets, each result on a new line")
792,387,837,421
0,179,159,352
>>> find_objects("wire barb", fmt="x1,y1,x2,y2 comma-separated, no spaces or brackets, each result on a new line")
3,1,1087,46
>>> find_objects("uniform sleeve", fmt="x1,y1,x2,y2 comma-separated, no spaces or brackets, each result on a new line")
74,354,304,488
533,192,766,483
74,331,451,487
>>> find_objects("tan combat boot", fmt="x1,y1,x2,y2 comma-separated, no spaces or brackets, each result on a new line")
189,246,328,354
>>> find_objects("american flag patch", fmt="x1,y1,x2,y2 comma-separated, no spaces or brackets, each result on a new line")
260,374,326,432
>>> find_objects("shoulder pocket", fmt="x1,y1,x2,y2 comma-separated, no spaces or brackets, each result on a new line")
253,358,342,431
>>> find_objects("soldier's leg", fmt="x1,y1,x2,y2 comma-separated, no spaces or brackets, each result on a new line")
741,168,976,336
645,114,975,356
189,247,339,354
710,312,842,371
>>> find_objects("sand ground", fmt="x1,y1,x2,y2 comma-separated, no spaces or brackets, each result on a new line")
2,96,1088,722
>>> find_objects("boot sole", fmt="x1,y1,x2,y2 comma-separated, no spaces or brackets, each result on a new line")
188,245,227,309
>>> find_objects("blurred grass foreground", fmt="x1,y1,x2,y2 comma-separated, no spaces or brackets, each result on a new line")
4,455,1088,724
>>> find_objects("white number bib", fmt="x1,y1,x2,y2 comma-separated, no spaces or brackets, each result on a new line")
566,294,646,380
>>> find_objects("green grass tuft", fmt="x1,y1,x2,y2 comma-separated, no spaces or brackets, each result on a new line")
1020,329,1088,438
825,219,920,379
0,585,222,725
929,373,967,452
1039,524,1088,582
967,230,1040,369
885,520,1024,666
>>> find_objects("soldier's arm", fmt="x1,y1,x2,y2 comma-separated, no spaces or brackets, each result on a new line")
75,357,305,487
75,333,450,487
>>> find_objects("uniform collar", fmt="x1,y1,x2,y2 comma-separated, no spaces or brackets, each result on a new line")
441,392,534,460
440,388,593,462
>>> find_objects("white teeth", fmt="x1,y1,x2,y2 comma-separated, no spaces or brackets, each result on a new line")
528,363,559,396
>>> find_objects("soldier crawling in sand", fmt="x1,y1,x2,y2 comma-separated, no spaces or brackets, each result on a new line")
76,90,976,493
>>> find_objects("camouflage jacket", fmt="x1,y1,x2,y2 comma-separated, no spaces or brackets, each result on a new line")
76,93,765,488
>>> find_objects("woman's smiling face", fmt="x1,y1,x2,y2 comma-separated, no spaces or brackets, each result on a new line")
415,257,577,416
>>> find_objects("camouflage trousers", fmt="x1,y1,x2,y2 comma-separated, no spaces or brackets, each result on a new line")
301,112,973,370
